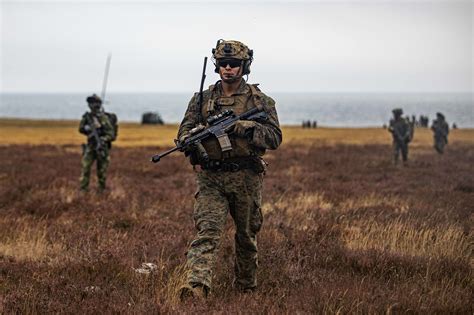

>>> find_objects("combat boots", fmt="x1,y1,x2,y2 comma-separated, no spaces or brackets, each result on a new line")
179,283,208,302
97,185,107,194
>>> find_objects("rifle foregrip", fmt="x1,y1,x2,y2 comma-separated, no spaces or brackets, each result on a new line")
195,142,209,162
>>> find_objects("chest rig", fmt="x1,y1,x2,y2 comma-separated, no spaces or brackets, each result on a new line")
196,82,266,160
202,83,265,117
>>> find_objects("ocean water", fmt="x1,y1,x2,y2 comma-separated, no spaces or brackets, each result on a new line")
0,92,472,127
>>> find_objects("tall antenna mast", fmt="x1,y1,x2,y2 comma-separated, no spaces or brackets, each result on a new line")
101,53,112,102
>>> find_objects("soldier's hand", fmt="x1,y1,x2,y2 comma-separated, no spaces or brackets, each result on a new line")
233,120,256,137
92,117,102,128
177,133,195,154
178,133,191,146
84,125,92,133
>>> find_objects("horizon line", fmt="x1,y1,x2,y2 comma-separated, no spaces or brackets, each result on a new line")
1,91,472,94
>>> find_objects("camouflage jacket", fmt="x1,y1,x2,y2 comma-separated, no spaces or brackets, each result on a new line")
178,80,282,160
388,117,411,143
79,111,115,146
431,119,449,138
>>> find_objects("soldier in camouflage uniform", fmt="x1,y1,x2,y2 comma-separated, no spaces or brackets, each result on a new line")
79,94,115,192
388,108,411,165
431,112,449,154
178,40,282,299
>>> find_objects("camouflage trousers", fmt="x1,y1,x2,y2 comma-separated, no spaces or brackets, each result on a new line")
184,169,264,291
392,141,408,163
79,145,110,191
434,136,447,154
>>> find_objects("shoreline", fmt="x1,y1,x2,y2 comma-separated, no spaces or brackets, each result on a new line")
1,118,473,147
1,117,473,130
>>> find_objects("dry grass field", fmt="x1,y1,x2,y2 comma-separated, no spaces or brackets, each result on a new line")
0,119,473,313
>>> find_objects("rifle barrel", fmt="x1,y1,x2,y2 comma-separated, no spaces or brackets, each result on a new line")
151,146,180,163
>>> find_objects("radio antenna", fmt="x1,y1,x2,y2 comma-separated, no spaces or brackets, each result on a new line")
101,53,112,102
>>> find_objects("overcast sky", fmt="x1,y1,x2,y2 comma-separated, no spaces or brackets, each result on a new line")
1,0,472,93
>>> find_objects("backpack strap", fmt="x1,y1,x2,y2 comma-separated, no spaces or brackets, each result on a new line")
203,84,219,119
248,84,266,111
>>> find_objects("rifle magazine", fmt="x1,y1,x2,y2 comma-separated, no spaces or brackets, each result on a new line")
216,134,232,152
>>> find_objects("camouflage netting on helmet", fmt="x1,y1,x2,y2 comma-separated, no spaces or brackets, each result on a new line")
213,40,251,60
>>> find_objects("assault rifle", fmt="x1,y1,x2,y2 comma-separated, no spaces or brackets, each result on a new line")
150,107,268,163
85,114,106,158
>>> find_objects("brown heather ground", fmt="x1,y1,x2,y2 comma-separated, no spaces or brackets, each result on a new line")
0,119,473,314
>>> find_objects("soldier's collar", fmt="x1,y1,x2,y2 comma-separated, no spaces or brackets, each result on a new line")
216,79,249,97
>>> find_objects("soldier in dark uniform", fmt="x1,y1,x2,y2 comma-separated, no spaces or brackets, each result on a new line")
79,94,116,192
177,40,282,300
431,112,449,154
388,108,411,165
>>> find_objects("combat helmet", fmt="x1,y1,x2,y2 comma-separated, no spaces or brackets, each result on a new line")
436,112,445,120
212,39,253,75
86,94,102,104
392,108,403,116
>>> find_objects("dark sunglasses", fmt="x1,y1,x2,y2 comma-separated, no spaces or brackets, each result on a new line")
218,59,242,68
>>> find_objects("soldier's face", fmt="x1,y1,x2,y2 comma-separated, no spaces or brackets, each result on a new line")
218,59,243,83
88,102,101,112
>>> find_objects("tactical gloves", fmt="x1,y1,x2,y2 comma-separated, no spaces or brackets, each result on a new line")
179,133,190,145
233,120,256,137
178,133,195,155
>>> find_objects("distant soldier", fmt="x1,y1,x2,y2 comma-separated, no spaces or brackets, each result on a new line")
79,94,117,192
423,115,429,128
419,115,429,128
431,112,449,154
388,108,411,165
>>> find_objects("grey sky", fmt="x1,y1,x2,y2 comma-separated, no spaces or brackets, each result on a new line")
1,0,472,93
